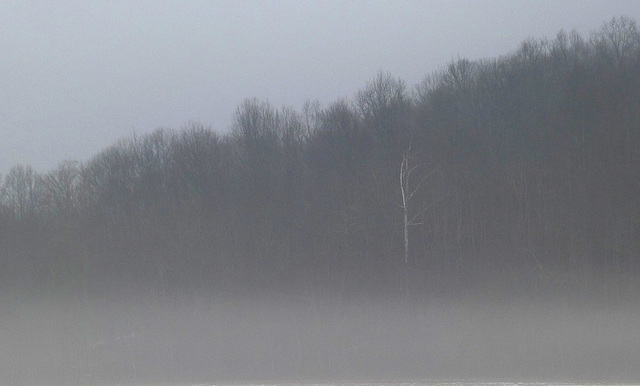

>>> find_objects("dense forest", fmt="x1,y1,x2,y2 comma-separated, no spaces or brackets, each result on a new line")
1,16,639,305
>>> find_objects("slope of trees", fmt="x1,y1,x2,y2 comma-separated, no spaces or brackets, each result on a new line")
1,17,639,303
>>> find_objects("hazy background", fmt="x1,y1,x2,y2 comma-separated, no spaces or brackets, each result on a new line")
2,2,640,384
2,0,640,172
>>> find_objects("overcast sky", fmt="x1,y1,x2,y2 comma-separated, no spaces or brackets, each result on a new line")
1,0,639,173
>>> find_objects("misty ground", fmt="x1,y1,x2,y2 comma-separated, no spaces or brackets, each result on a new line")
1,291,639,385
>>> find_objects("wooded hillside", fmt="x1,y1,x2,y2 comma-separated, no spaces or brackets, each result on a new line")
2,17,639,303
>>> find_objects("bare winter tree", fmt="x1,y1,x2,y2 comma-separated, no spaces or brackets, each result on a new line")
2,164,41,220
591,16,639,69
399,145,440,263
40,160,81,217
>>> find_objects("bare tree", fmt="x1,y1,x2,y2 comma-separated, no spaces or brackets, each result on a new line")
356,71,410,150
399,145,440,263
40,160,81,217
591,16,640,68
2,164,41,220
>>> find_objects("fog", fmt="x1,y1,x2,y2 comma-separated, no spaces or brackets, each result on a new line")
2,293,640,385
2,3,640,386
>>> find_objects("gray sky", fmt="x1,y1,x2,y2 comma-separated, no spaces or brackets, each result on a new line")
1,0,639,173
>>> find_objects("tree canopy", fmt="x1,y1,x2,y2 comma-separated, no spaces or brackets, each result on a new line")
1,16,639,303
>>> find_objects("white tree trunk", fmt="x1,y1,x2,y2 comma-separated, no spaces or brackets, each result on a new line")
401,152,410,263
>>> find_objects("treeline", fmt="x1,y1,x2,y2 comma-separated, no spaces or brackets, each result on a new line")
2,17,639,302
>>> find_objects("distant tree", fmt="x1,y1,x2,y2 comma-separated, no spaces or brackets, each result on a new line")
551,29,589,70
81,139,139,220
40,160,81,218
356,71,410,153
170,122,226,208
591,16,639,69
2,164,41,220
